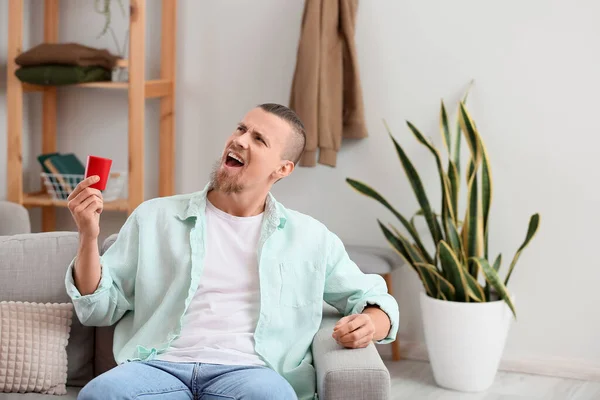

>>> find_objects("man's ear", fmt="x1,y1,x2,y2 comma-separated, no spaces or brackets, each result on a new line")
274,160,295,180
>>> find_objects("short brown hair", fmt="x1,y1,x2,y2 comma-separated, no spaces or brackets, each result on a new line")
258,103,306,164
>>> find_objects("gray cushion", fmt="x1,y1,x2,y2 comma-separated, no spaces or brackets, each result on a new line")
0,386,80,399
312,304,390,400
0,232,95,387
0,201,31,235
345,245,403,275
94,326,117,376
92,234,120,376
101,234,118,254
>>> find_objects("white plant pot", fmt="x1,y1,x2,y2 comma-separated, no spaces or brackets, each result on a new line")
420,291,514,392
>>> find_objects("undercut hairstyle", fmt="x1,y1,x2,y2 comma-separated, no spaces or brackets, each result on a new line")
258,103,306,165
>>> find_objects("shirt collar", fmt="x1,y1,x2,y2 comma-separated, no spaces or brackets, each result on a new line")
176,183,286,230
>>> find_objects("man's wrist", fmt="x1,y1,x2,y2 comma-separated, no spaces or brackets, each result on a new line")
362,305,391,341
79,235,98,247
362,305,383,317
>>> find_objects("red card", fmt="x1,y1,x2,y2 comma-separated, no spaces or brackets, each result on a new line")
84,155,112,190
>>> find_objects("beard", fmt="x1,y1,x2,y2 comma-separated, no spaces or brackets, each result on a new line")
209,159,244,194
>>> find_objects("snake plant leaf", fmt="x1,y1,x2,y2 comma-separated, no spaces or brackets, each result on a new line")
448,161,460,222
406,121,456,229
484,254,503,301
411,209,425,218
414,265,437,298
482,141,493,259
384,121,444,246
389,224,431,269
504,214,541,286
414,208,463,228
493,253,502,271
378,220,439,298
467,158,476,184
415,262,456,301
412,209,443,219
452,81,473,178
463,171,483,271
463,157,482,276
453,112,462,177
438,241,468,302
462,80,474,103
410,214,418,231
377,221,411,264
410,210,447,246
410,209,447,245
463,261,485,302
440,101,452,157
445,215,465,264
346,178,433,264
459,103,482,169
472,257,517,319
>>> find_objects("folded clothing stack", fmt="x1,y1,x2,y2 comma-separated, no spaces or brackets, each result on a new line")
15,43,120,86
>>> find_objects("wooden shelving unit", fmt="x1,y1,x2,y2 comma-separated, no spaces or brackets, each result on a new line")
23,191,129,212
6,0,177,231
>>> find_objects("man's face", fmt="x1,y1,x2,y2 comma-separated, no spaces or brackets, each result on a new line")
210,108,294,193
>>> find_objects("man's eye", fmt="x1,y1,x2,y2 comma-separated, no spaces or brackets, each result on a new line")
256,136,265,144
236,126,244,132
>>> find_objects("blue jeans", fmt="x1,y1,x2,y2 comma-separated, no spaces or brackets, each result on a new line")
78,359,298,400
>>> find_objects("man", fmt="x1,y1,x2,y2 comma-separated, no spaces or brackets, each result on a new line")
65,103,399,400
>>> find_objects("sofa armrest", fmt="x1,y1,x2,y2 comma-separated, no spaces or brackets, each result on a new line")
313,306,390,400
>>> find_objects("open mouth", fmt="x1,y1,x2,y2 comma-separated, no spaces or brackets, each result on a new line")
225,151,245,168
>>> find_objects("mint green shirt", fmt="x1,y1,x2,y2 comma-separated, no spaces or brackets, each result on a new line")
65,185,399,400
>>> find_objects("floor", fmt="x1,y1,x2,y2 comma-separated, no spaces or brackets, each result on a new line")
384,358,600,400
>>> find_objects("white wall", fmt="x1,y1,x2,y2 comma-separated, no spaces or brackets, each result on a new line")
1,0,599,374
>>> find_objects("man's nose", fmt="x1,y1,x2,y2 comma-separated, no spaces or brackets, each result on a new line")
233,134,250,149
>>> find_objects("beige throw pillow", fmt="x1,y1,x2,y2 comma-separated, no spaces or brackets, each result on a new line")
0,301,73,395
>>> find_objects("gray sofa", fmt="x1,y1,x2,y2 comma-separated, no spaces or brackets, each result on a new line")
0,201,31,236
0,229,391,399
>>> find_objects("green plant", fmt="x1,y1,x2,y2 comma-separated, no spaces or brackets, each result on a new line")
346,87,540,319
95,0,126,38
94,0,128,58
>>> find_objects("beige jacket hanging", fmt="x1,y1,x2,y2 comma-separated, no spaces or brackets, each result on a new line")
289,0,368,167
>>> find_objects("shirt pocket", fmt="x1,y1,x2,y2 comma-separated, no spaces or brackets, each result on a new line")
278,260,324,308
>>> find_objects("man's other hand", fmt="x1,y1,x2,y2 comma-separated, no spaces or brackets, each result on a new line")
331,314,375,349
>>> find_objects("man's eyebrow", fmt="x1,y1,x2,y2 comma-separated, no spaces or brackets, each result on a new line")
238,122,270,146
254,130,270,146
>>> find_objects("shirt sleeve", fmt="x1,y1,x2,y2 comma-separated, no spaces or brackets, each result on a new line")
323,231,400,344
65,210,140,327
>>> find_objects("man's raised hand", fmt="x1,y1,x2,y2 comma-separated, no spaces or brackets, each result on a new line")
67,175,103,240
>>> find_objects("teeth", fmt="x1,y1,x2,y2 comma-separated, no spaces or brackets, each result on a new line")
228,151,244,164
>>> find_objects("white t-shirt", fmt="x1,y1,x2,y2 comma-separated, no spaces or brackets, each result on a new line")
157,199,265,366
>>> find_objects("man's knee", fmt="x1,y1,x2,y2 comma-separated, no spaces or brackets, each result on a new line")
78,375,120,400
242,370,297,400
243,386,297,400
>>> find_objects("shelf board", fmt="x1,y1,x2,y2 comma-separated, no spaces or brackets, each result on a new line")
23,191,128,212
22,79,172,98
